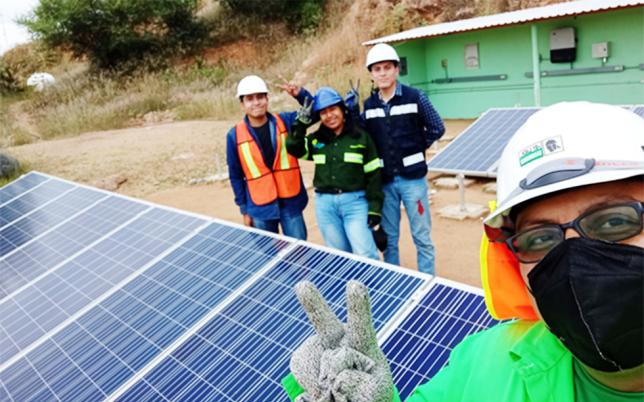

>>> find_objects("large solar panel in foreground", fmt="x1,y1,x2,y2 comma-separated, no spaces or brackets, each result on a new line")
427,108,539,177
1,172,498,401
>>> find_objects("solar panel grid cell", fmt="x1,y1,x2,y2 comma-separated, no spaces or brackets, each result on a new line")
0,209,206,364
632,105,644,118
0,185,109,254
1,221,289,402
116,245,427,402
427,108,539,176
0,179,74,228
0,194,147,298
383,281,498,399
0,172,49,204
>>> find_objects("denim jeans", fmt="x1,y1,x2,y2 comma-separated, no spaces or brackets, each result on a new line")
253,210,307,240
314,191,379,260
382,176,435,275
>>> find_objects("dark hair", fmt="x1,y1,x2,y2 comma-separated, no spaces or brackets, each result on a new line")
239,93,268,103
367,60,399,72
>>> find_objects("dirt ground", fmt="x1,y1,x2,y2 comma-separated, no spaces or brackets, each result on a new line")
7,118,495,288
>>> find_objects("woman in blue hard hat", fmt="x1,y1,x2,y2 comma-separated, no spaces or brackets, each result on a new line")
286,87,384,260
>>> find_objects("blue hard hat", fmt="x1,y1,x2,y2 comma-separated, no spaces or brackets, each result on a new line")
313,87,343,113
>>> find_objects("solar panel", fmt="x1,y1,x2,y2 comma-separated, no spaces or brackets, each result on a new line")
427,108,540,177
112,244,426,401
0,208,206,363
1,222,292,401
0,172,500,401
380,278,498,399
0,172,49,204
631,105,644,118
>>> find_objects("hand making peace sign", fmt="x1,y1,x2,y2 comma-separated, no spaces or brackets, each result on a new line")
290,280,394,402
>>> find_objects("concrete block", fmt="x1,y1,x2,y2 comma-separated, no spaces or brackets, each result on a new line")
433,177,475,190
482,182,497,194
437,203,488,220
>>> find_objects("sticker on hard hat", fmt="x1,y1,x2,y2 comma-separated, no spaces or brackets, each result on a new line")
519,136,564,167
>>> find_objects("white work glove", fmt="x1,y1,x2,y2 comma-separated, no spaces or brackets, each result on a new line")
296,97,314,127
291,280,394,402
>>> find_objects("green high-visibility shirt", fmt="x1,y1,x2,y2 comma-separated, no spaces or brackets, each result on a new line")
283,320,644,402
286,120,383,215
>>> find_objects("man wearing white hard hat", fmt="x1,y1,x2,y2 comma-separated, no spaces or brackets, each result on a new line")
226,75,313,239
283,102,644,401
361,43,445,275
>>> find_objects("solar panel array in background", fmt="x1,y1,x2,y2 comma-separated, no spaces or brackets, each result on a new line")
631,105,644,118
0,172,499,401
427,108,540,177
382,279,498,399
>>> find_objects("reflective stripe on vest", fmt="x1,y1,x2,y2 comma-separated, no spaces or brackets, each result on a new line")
236,115,301,206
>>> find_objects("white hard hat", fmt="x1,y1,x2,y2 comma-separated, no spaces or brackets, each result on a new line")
484,101,644,230
365,43,400,69
236,75,269,98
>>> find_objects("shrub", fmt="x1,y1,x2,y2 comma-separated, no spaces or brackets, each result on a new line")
20,0,208,70
0,63,23,94
222,0,325,33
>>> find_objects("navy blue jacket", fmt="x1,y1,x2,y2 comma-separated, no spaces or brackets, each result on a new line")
362,82,445,183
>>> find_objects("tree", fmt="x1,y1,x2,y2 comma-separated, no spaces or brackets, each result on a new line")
20,0,207,70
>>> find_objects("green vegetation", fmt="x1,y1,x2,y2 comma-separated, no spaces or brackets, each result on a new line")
0,63,23,95
1,0,516,148
222,0,325,34
20,0,207,70
18,64,239,140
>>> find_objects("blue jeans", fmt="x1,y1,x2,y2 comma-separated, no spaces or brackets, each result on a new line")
314,191,379,260
253,210,307,240
382,176,435,275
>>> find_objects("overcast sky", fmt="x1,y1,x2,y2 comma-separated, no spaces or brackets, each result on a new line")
0,0,39,55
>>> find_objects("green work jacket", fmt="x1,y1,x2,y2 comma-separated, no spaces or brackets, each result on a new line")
286,120,383,215
404,320,574,402
283,320,576,402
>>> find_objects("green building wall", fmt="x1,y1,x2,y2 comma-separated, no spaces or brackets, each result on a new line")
395,7,644,118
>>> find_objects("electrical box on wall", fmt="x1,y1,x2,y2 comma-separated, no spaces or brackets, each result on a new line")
550,27,576,63
464,43,479,69
592,42,609,58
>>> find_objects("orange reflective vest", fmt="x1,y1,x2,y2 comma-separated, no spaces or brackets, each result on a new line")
235,115,302,206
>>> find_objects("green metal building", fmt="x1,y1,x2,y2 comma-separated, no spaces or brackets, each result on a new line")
364,0,644,118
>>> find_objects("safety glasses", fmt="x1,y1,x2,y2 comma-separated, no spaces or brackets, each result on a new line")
506,201,644,263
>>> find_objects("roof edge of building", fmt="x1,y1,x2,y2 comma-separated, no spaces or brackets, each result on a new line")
362,0,644,46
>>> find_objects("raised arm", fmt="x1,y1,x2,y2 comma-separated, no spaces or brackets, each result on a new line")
285,98,314,160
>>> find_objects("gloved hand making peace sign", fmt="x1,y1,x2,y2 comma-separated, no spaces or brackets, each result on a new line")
290,280,394,402
296,97,315,127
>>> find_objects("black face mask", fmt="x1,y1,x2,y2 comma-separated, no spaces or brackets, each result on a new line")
527,237,644,372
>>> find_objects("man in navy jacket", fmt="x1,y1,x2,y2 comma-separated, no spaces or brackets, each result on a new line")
362,44,445,275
